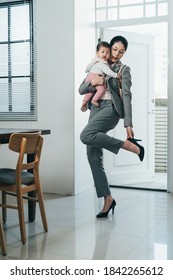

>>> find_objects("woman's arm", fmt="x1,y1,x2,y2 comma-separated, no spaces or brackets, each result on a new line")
78,75,105,95
121,66,133,128
78,80,95,95
107,64,134,138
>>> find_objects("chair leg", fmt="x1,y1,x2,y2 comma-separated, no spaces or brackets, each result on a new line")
2,192,7,223
37,187,48,232
0,216,7,256
16,193,26,244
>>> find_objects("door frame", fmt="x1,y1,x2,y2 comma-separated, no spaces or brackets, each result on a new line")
96,17,172,192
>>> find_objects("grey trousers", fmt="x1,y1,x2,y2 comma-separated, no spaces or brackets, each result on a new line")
80,100,124,198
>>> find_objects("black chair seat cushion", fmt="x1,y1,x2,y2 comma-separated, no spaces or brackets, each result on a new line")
0,168,34,185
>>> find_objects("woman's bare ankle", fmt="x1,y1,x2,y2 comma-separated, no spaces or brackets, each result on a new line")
102,195,113,212
121,140,140,155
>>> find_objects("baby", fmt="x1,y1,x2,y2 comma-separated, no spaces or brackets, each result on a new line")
81,41,120,111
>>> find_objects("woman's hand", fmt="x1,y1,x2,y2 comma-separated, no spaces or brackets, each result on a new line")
91,75,105,86
126,127,134,139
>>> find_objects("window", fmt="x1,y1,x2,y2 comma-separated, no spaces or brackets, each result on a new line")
0,0,37,121
96,0,168,22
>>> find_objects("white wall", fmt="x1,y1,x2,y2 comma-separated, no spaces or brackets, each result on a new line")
36,0,75,195
0,0,96,195
74,0,96,194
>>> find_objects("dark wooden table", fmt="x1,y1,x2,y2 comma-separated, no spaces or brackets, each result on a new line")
0,128,51,222
0,128,50,144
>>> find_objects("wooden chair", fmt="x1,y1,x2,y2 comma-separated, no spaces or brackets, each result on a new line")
0,132,48,244
0,215,6,255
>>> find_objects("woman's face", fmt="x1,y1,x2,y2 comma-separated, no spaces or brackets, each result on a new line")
110,41,126,63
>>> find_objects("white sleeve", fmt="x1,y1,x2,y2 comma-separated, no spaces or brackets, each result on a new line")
85,62,94,73
98,62,117,78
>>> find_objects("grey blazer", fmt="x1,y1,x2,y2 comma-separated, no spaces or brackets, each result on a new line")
78,60,133,127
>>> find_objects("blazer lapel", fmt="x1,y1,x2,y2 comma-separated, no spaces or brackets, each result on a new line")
110,60,123,73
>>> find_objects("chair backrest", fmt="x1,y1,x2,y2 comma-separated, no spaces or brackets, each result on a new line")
9,132,41,154
8,132,43,172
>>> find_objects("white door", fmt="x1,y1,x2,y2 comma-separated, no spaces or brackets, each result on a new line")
103,29,155,186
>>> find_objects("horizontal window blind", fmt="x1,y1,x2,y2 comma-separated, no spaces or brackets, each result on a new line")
155,103,167,172
0,0,37,121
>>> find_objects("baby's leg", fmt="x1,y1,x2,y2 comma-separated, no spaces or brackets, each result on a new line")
81,73,96,112
91,85,106,107
81,94,92,112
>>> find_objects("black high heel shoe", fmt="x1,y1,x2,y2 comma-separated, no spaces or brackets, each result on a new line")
127,138,145,162
96,199,116,218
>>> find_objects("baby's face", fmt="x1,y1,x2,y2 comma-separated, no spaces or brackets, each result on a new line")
97,46,110,61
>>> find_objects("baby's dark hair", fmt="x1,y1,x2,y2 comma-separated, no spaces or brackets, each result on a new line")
110,35,128,50
96,41,111,52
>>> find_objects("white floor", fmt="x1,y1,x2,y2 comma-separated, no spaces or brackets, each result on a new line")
1,184,173,260
117,172,167,190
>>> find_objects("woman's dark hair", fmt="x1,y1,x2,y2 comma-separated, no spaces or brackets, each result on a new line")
110,35,128,51
96,41,110,52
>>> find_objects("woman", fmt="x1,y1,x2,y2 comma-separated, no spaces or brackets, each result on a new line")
79,35,144,218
